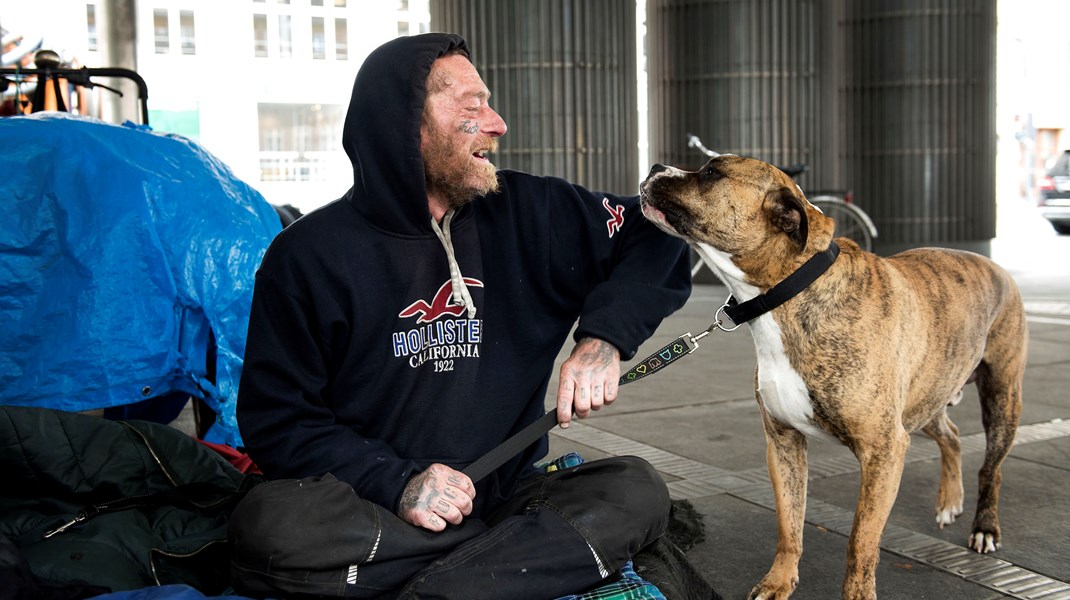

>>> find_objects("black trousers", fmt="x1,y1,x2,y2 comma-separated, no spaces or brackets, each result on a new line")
229,456,670,599
396,455,670,599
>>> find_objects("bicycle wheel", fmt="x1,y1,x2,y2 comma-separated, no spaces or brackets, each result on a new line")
810,196,875,252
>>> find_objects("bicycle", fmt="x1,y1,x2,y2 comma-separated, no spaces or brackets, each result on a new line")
686,134,877,265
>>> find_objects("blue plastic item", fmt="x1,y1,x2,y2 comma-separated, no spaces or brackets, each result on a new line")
86,584,255,600
0,113,281,446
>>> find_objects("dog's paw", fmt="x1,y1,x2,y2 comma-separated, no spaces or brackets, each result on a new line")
748,579,797,600
968,531,1001,553
935,503,963,528
748,589,790,600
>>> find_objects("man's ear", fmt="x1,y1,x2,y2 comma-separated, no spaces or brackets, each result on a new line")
767,187,809,249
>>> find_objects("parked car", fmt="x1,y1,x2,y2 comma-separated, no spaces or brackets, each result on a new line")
1038,149,1070,234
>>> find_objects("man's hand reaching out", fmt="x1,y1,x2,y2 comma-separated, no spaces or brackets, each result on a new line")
556,337,621,429
399,464,475,532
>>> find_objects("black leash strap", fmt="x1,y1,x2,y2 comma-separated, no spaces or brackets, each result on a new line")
722,241,839,326
463,410,559,482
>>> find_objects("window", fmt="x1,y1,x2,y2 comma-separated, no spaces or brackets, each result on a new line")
179,10,196,55
311,17,325,60
278,14,292,58
86,4,98,52
258,103,346,182
154,9,169,54
253,14,268,57
335,18,347,60
396,0,429,38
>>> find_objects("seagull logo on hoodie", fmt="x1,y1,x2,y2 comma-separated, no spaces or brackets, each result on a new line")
398,278,484,324
392,278,484,369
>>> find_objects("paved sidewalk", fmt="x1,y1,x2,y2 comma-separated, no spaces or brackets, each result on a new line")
546,238,1070,599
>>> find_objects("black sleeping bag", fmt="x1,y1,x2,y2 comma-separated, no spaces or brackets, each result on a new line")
0,406,258,596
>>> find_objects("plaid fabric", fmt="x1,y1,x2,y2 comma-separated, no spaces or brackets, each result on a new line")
554,561,667,600
540,453,667,600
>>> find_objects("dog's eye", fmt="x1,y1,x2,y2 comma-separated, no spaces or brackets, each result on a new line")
699,164,720,182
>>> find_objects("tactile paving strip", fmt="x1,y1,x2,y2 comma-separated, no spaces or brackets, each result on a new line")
731,484,1070,599
552,418,1070,598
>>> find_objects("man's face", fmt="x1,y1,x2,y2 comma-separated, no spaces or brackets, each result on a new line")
421,54,507,209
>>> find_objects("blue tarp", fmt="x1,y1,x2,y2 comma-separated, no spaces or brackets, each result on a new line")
0,113,281,446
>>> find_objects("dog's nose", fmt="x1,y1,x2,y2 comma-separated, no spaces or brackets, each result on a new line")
648,164,670,177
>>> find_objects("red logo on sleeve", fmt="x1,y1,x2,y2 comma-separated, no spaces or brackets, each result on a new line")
603,198,624,238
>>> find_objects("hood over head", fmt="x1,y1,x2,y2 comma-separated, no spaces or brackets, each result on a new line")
343,33,470,236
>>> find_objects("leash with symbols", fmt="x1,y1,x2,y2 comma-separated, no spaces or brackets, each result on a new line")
464,241,840,483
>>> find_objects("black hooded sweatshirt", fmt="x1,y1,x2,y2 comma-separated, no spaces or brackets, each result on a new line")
237,33,692,517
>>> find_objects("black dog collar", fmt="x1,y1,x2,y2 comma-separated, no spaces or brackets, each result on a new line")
722,241,841,327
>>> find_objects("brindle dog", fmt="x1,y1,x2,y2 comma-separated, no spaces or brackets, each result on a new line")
639,155,1026,600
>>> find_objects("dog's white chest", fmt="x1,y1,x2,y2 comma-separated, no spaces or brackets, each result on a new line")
751,317,833,440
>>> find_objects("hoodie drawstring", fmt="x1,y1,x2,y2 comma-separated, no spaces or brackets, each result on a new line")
430,209,477,319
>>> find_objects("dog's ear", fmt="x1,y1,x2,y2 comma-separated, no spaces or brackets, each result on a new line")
767,187,809,249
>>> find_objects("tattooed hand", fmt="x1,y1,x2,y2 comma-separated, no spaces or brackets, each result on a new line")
398,463,475,532
556,337,621,429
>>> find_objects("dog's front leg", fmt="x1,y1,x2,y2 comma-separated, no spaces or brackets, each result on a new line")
749,402,808,600
842,429,911,600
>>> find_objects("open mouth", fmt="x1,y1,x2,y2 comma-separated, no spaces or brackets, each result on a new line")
639,198,671,228
640,199,662,220
640,194,692,239
473,139,498,163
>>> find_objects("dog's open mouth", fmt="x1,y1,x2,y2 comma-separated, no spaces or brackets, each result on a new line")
639,199,669,228
639,194,690,239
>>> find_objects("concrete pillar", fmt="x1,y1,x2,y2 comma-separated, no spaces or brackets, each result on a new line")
648,0,997,255
840,1,997,255
100,0,139,124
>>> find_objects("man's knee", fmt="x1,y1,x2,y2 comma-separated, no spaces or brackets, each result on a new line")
598,455,670,535
549,456,670,551
617,455,670,510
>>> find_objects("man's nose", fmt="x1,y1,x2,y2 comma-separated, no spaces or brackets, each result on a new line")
484,108,507,137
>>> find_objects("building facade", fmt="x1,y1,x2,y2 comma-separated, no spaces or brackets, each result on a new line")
5,0,430,213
